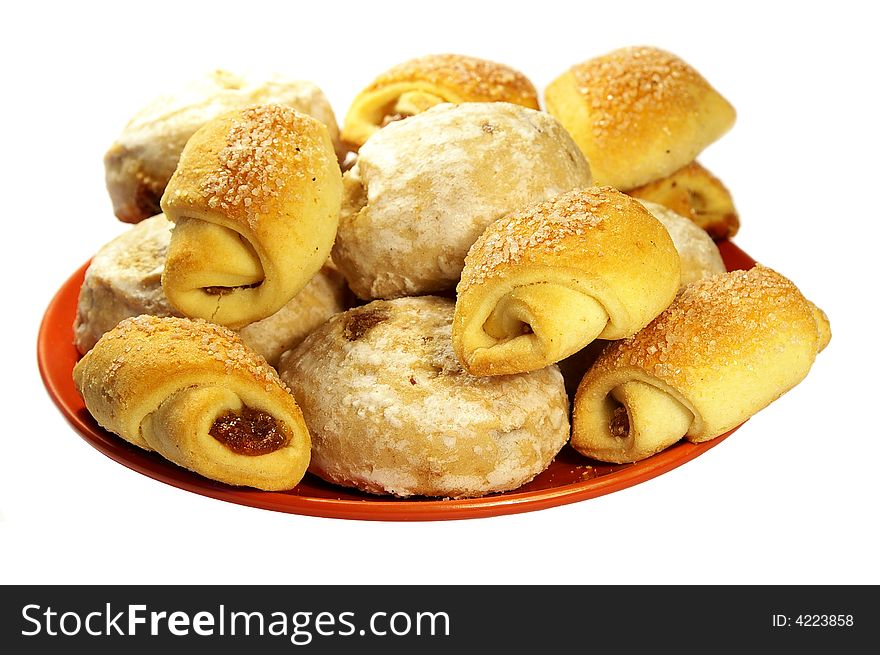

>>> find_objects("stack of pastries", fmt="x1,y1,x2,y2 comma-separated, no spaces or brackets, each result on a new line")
72,48,829,498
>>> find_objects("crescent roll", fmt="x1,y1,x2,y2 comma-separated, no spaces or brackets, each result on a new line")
73,316,311,490
629,161,740,239
453,187,680,376
545,46,736,190
572,266,831,463
333,102,592,299
636,199,726,287
105,70,342,224
160,104,342,329
72,212,348,361
340,54,539,149
278,297,569,498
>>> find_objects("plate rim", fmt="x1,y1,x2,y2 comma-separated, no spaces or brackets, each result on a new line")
38,241,753,521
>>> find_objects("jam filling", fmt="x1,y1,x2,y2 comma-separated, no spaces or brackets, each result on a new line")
209,407,289,456
609,405,630,439
203,281,262,295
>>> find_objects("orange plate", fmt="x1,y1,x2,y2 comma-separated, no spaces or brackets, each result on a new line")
38,241,754,521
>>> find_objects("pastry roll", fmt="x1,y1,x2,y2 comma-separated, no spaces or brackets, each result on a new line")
572,266,831,463
278,297,570,498
160,104,342,329
545,46,736,190
105,70,342,224
73,316,311,490
340,54,539,149
332,102,592,299
629,161,740,239
72,212,348,361
636,199,726,287
453,188,680,376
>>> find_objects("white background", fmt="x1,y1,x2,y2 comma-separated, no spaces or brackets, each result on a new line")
2,0,877,585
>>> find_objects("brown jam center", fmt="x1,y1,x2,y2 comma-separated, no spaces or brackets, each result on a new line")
609,405,630,439
203,282,262,295
209,407,289,456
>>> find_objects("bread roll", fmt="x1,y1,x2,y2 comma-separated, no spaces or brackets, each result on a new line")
636,199,726,287
73,316,311,490
341,54,539,149
105,71,342,223
278,297,570,498
453,188,680,376
160,105,342,329
545,46,735,190
572,266,831,463
332,102,592,299
629,161,739,238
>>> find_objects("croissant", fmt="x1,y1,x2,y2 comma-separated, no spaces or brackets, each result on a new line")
453,187,680,376
72,316,311,490
571,265,831,463
629,161,740,239
340,54,539,149
545,46,736,190
105,70,342,224
160,105,342,329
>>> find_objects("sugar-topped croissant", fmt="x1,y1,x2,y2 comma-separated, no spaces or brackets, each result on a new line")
453,187,680,376
340,53,539,149
571,265,831,463
72,316,311,490
545,46,735,191
160,105,342,329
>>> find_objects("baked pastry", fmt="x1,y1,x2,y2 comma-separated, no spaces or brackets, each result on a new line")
629,161,739,239
73,214,347,364
278,297,570,498
571,266,831,463
545,46,736,190
332,102,592,299
74,215,180,354
636,199,726,287
340,54,539,149
105,70,342,224
237,261,348,366
453,188,680,376
160,105,342,329
73,316,311,490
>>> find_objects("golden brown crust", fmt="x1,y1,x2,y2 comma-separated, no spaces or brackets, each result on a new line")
571,266,829,462
628,161,740,238
545,46,736,190
278,297,569,498
341,54,539,148
73,316,311,490
365,54,538,106
161,105,342,328
454,187,680,375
